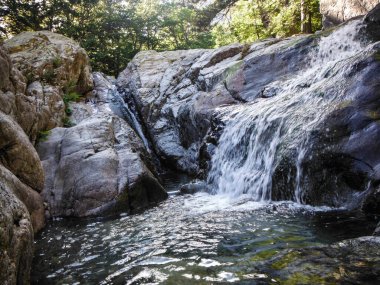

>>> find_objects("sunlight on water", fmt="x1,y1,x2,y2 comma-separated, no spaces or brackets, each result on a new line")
32,190,374,285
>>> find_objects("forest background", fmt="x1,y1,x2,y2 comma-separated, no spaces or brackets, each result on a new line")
0,0,322,75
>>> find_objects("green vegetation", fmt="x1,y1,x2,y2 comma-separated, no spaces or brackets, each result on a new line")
37,130,51,143
212,0,322,47
62,116,73,128
278,272,329,284
63,91,81,105
0,0,322,75
61,80,81,127
41,68,55,84
271,251,301,270
52,56,62,68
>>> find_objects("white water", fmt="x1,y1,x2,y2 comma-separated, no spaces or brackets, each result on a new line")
208,20,364,202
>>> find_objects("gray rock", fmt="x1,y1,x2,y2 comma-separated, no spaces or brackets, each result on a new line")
38,73,167,217
117,46,241,174
0,30,94,283
364,3,380,41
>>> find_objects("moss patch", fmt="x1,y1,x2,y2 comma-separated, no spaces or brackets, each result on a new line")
271,251,301,270
37,130,51,143
251,249,279,261
278,272,329,285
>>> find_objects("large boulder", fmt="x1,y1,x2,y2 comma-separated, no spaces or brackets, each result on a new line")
37,73,167,217
0,179,34,285
320,0,380,28
2,31,93,143
117,45,243,174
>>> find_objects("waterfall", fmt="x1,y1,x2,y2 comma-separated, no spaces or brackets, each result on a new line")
207,20,365,202
109,86,152,153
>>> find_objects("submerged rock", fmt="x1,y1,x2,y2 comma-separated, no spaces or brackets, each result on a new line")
38,73,167,217
180,180,208,195
265,236,380,284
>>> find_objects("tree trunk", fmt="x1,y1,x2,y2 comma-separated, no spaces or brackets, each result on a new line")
301,0,312,33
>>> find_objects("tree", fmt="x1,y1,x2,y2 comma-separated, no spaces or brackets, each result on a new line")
212,0,322,46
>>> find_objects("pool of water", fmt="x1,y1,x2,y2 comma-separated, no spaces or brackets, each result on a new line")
31,178,376,285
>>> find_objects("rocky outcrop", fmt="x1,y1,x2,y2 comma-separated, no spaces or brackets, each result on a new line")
0,31,94,284
117,45,244,174
2,31,93,143
0,180,33,285
320,0,380,28
37,73,167,217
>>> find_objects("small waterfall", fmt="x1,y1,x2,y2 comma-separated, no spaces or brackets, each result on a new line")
207,20,365,201
109,86,152,153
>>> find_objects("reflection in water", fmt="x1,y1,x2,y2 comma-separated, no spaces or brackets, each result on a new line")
32,185,375,284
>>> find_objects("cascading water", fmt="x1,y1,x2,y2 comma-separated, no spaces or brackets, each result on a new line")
109,86,152,152
207,20,365,202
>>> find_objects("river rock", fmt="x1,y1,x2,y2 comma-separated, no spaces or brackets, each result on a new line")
180,180,208,195
37,73,167,217
320,0,380,28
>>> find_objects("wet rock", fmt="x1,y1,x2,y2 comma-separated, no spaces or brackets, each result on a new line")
320,0,380,28
227,36,315,102
364,3,380,41
362,187,380,217
374,222,380,236
271,39,380,208
38,73,167,217
180,180,207,195
117,47,240,174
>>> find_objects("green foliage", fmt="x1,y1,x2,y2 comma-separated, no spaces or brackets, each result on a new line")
63,92,81,105
62,88,81,127
62,116,73,128
52,56,62,68
41,68,55,84
37,130,51,143
1,0,322,75
212,0,322,47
